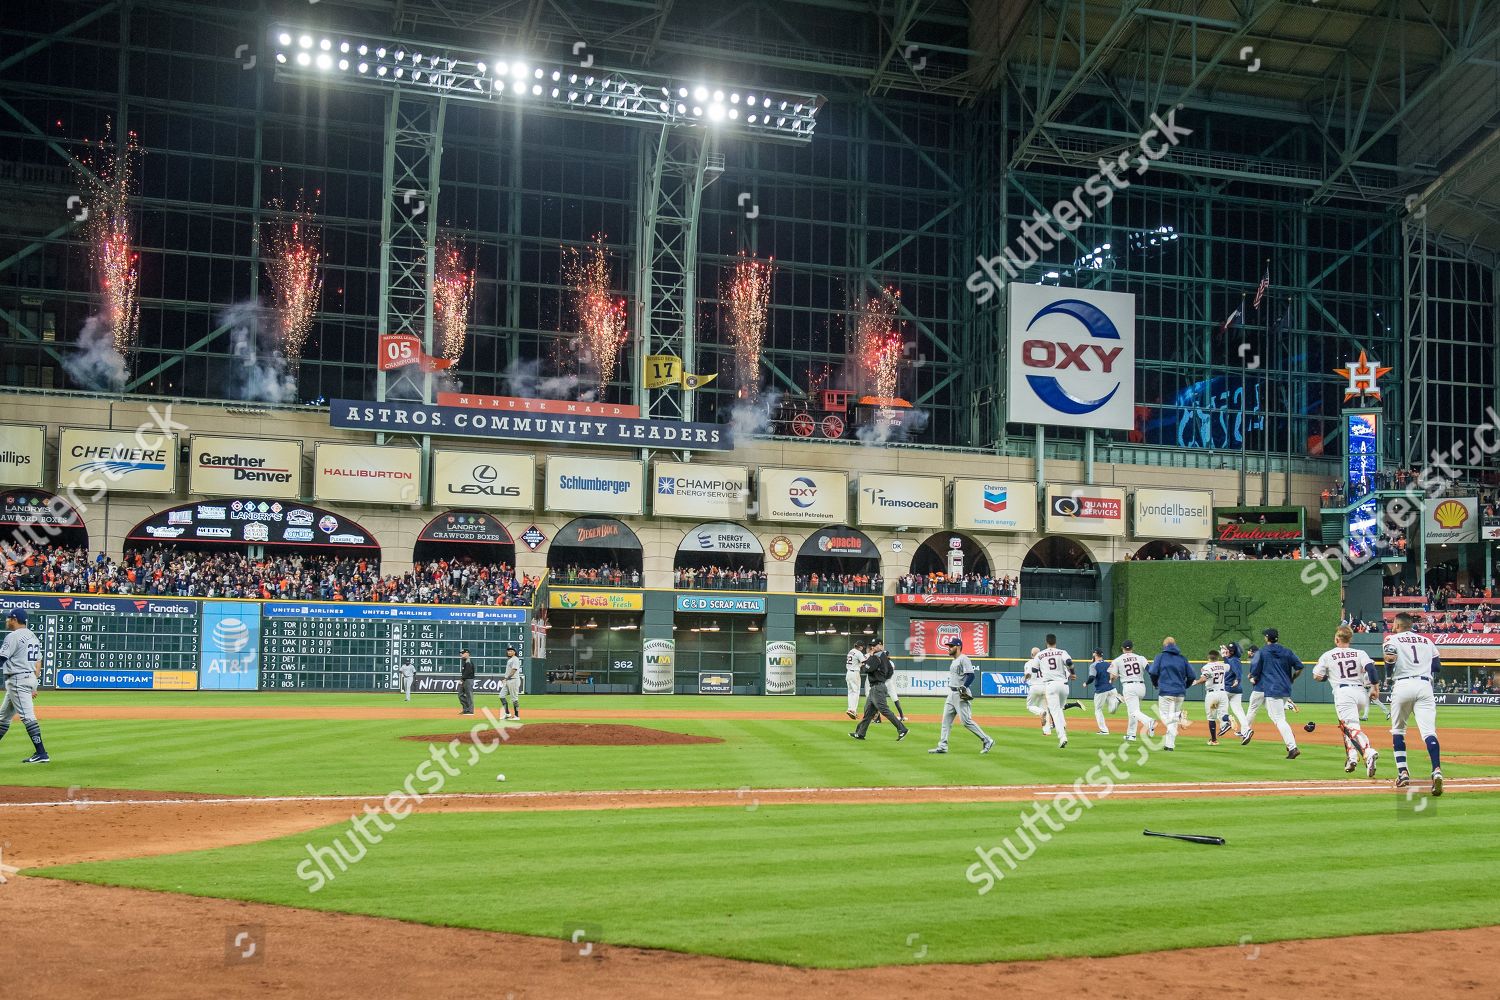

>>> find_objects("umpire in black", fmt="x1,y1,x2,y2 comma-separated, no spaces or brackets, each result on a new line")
850,639,909,740
458,648,476,715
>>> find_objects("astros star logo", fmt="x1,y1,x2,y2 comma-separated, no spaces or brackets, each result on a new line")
1333,351,1392,402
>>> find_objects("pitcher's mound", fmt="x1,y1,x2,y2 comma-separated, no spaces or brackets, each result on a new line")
403,723,723,747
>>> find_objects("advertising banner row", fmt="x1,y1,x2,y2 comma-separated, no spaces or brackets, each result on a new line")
2,419,1220,538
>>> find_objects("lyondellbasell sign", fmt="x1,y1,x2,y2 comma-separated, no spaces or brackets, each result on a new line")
331,399,732,451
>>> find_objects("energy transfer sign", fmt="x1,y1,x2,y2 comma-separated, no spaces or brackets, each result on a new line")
1006,284,1135,430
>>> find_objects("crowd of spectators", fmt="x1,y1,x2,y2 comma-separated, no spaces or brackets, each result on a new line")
1438,672,1500,694
673,566,767,591
547,564,640,588
1,545,536,605
794,572,883,595
1384,581,1496,611
896,572,1017,597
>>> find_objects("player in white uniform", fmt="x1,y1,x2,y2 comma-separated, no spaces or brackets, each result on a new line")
0,607,49,763
1192,649,1230,745
1021,647,1051,733
500,646,523,720
1109,640,1157,741
397,658,416,701
1383,613,1443,795
1312,626,1379,777
844,640,867,720
1036,635,1074,749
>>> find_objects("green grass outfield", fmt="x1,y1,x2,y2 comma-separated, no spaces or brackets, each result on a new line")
5,693,1500,797
35,793,1500,967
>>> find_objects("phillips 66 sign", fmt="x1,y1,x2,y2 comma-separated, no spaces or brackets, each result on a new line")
1006,285,1135,430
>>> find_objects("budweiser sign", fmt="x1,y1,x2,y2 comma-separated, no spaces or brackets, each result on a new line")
1215,523,1301,542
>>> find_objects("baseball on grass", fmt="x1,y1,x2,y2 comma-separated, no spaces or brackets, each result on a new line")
496,773,506,782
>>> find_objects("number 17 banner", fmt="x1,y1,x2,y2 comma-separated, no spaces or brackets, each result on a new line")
644,354,717,389
378,334,455,372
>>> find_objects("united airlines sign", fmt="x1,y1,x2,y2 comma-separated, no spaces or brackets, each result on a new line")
1006,285,1135,430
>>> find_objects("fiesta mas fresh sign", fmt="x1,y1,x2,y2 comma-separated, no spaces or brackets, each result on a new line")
1006,285,1135,430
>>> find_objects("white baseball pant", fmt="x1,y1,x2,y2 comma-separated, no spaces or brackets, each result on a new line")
1263,696,1296,748
1227,692,1248,733
1389,677,1437,740
1244,690,1266,731
1092,688,1120,732
1025,680,1048,719
1121,681,1152,737
1043,679,1069,745
1157,694,1184,748
1204,691,1229,736
846,671,861,714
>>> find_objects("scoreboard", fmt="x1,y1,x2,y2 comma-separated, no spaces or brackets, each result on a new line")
0,592,529,691
260,602,529,690
19,595,200,688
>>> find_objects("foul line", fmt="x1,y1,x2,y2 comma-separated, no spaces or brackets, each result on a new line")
4,778,1500,810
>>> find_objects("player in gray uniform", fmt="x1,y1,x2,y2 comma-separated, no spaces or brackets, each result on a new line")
928,638,995,754
398,658,415,701
501,646,523,720
1,607,49,763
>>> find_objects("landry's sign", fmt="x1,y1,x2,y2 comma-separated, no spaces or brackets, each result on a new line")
331,399,732,451
0,489,83,528
418,511,513,545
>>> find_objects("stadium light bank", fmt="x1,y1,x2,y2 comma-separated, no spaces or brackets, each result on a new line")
965,108,1193,304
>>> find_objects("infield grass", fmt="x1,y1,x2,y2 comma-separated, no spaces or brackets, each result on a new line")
35,792,1500,967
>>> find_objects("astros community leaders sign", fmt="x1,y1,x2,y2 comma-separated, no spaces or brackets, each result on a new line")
330,399,733,451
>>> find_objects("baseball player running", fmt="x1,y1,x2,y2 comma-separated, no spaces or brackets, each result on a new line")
1312,626,1379,777
850,639,908,741
1022,647,1052,734
1220,643,1249,737
1,607,49,763
1192,650,1230,745
398,658,415,701
1383,613,1444,795
1245,628,1303,758
1036,634,1074,749
1147,637,1194,750
501,646,523,720
1110,640,1157,741
928,637,994,754
1085,648,1120,735
844,639,867,720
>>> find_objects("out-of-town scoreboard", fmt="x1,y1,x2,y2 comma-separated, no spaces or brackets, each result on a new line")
1,593,528,691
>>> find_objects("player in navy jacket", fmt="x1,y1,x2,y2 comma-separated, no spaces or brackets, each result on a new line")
1148,638,1195,750
1247,627,1304,758
1219,642,1249,737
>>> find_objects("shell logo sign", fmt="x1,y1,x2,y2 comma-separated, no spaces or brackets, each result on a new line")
1433,499,1469,530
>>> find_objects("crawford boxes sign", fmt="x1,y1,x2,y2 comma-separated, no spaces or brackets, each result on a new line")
189,435,302,499
1006,284,1135,431
331,399,732,451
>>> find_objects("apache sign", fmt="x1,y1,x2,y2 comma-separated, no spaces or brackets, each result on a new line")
330,399,732,451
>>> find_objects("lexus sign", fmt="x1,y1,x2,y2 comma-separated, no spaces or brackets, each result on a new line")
430,449,535,511
1007,284,1135,430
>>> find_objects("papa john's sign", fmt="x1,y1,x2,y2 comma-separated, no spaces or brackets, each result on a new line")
1006,285,1135,430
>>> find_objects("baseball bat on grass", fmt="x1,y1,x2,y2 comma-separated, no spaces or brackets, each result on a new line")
1143,829,1226,846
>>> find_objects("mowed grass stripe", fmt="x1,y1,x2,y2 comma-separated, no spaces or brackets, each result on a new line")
36,793,1500,967
7,712,1500,797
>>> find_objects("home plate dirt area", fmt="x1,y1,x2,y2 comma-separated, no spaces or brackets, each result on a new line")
3,775,1499,1000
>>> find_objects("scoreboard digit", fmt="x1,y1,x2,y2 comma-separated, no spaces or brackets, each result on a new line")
24,596,200,687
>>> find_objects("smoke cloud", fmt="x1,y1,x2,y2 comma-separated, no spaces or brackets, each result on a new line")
220,301,296,403
856,406,930,446
729,391,780,441
502,357,580,400
62,315,128,391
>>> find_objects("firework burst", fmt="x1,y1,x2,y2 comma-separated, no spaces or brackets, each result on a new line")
723,252,773,400
433,235,476,363
261,194,323,375
74,124,142,372
853,287,904,400
563,234,629,394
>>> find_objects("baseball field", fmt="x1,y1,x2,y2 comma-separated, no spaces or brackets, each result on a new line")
6,692,1500,999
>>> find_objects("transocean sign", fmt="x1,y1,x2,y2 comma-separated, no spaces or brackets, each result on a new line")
330,399,733,451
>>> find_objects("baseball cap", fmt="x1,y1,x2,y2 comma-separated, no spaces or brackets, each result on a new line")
944,637,963,648
4,607,25,623
1092,647,1104,656
1120,639,1133,650
1262,627,1279,641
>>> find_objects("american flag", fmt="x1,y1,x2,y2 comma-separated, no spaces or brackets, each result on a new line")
1252,265,1270,310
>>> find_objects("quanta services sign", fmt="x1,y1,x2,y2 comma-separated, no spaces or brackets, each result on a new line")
1043,486,1125,537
